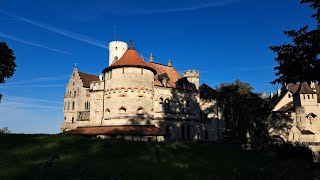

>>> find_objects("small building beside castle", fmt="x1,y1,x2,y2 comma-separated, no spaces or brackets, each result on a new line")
61,40,223,141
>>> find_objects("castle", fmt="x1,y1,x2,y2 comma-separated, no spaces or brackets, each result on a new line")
61,40,223,141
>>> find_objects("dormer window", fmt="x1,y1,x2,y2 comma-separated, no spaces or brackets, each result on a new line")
158,73,170,87
162,77,167,87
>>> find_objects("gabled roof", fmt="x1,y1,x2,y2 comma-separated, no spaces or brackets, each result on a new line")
199,83,217,99
301,129,315,135
78,72,99,88
274,102,295,112
146,62,195,90
102,47,156,74
306,113,317,118
293,82,317,95
63,125,167,136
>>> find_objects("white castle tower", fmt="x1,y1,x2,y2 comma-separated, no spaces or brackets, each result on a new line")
109,41,128,65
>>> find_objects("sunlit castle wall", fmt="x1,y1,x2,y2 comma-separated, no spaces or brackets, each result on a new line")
109,41,128,65
103,67,155,125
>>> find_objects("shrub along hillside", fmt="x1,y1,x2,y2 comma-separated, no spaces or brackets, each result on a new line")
0,134,312,179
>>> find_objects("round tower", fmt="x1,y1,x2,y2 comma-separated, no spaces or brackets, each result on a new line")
183,70,200,90
102,43,156,125
109,41,128,65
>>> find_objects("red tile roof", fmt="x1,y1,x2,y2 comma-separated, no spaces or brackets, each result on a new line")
78,72,99,88
293,82,317,95
146,62,196,90
103,47,156,74
63,125,167,136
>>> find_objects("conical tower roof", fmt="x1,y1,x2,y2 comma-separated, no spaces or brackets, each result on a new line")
103,46,156,74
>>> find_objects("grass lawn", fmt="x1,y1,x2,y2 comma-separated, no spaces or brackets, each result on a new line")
0,134,312,179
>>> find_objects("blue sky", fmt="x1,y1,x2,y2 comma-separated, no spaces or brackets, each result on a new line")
0,0,316,133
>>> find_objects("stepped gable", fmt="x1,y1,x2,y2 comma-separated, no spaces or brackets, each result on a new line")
78,72,99,88
293,82,317,95
102,46,156,74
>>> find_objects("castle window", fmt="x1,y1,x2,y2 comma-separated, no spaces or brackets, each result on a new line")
186,126,191,140
64,101,66,110
67,101,70,110
141,69,143,75
137,107,144,115
110,71,112,79
72,117,74,123
72,101,75,110
122,68,124,74
74,91,76,96
164,99,170,113
119,107,127,113
159,98,164,112
85,101,90,110
73,72,75,77
303,94,305,99
312,94,314,99
114,56,118,61
73,81,75,86
308,95,310,99
166,125,170,139
288,94,291,98
181,125,185,140
162,77,167,87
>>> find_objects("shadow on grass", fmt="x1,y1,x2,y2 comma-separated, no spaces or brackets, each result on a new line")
0,134,314,180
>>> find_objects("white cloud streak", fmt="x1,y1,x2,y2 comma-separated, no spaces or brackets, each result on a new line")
0,96,62,111
131,0,240,14
0,32,71,55
6,75,69,85
0,84,65,88
0,10,108,49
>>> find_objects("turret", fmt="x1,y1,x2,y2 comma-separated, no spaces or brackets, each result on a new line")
183,70,199,90
108,41,128,65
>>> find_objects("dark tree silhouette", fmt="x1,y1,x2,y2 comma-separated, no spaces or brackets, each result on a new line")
216,80,272,149
270,0,320,85
0,42,16,102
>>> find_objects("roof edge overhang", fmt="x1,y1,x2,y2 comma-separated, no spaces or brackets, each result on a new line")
102,64,157,75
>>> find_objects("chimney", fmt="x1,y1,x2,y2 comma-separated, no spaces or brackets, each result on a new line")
168,59,172,67
311,81,316,91
270,91,274,98
150,53,154,62
262,91,267,99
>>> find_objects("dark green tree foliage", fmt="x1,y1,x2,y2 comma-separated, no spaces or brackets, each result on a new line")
216,80,272,148
0,42,16,102
270,0,320,84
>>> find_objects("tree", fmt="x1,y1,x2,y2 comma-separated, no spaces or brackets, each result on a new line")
216,80,272,149
270,0,320,85
0,127,11,134
0,42,16,102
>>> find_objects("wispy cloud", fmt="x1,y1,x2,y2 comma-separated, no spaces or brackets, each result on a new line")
131,0,240,14
0,32,71,55
0,96,62,111
0,84,65,88
6,75,69,85
0,10,108,49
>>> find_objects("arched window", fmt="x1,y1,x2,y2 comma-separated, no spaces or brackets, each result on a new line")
72,101,75,110
137,107,144,115
119,107,127,113
159,98,164,112
67,101,70,110
165,99,170,113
